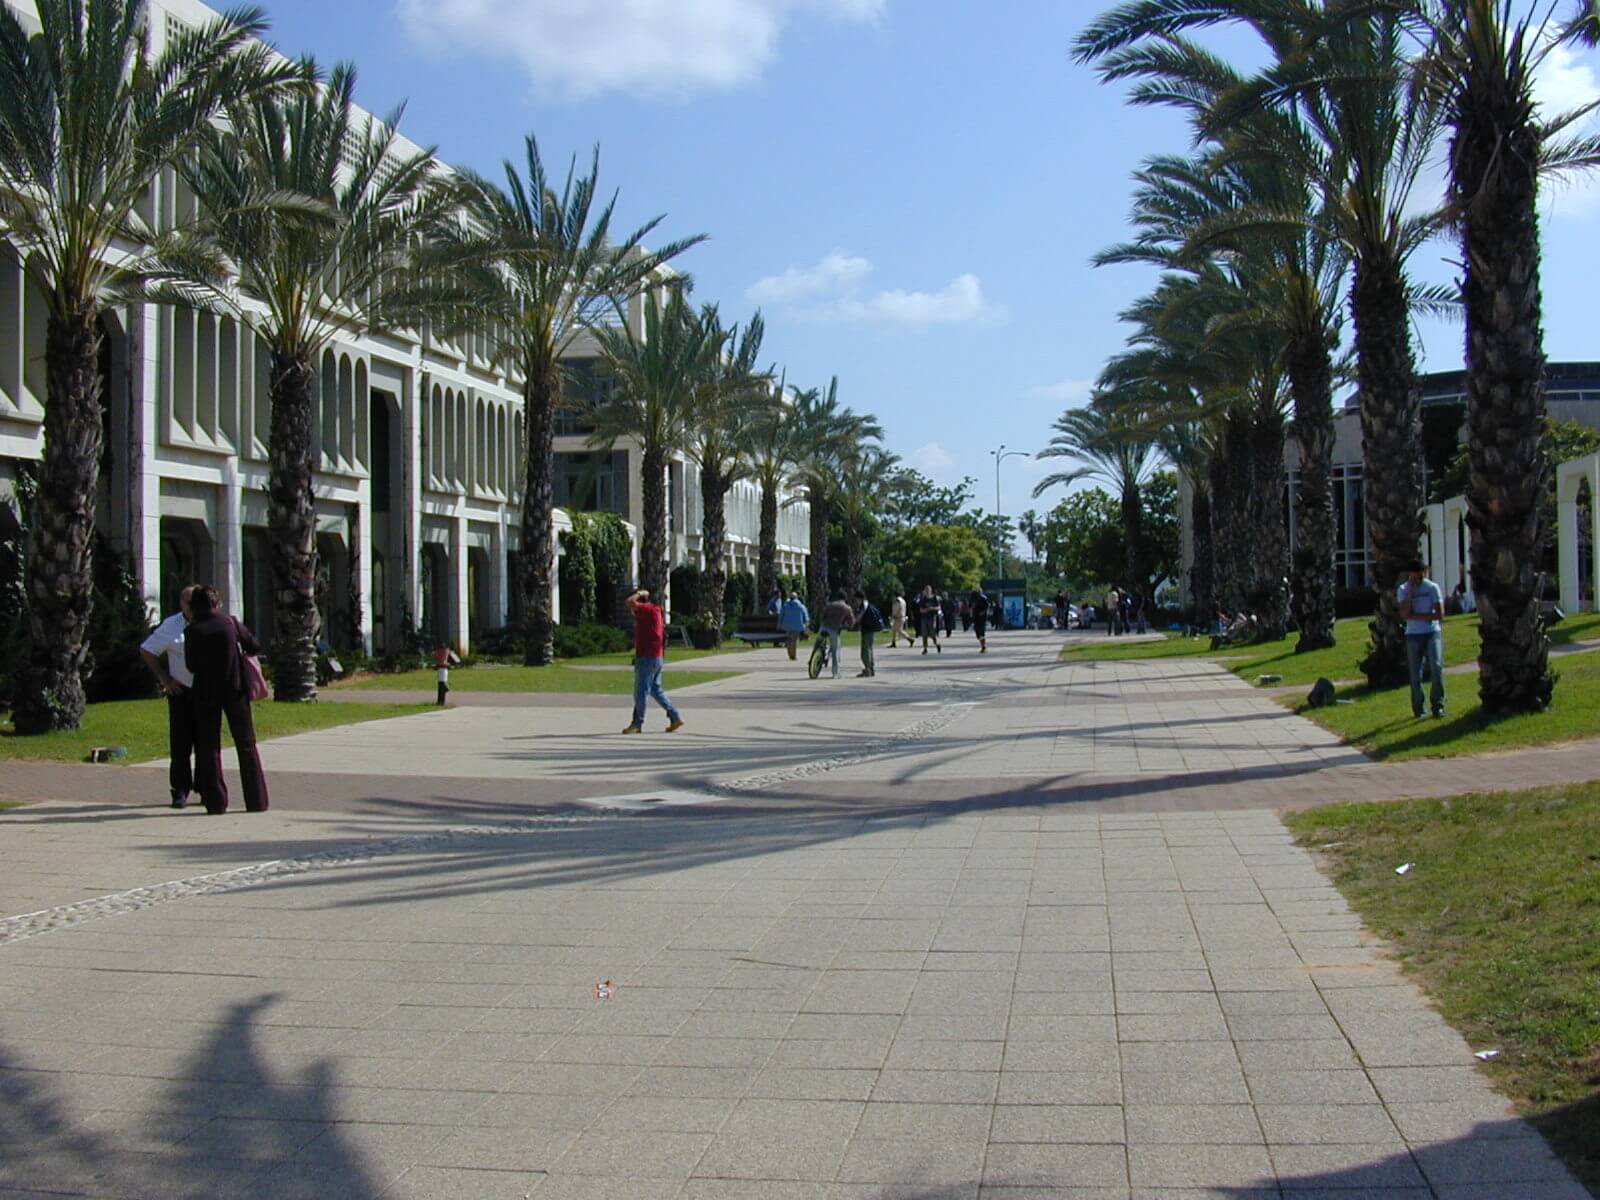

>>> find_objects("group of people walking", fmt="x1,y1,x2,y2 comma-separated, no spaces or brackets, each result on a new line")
139,585,270,814
766,584,995,678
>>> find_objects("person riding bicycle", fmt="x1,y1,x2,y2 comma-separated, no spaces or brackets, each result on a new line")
816,591,856,680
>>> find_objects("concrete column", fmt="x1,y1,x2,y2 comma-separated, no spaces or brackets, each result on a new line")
1556,454,1600,612
491,509,508,629
405,367,425,628
451,512,469,653
129,305,165,616
218,456,243,614
355,482,373,653
1423,503,1446,581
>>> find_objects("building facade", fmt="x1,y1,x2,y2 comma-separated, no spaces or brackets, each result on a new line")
0,0,808,656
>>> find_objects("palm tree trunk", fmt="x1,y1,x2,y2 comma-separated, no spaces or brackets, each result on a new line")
1119,481,1144,598
12,308,102,733
845,525,866,596
807,494,830,619
1288,336,1338,652
1190,482,1214,627
1248,410,1290,642
266,351,320,701
757,481,778,601
1213,414,1250,614
1455,42,1553,714
521,362,559,666
1351,254,1425,689
700,464,729,642
639,446,668,602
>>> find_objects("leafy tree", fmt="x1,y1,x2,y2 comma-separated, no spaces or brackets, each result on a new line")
882,524,989,596
0,0,297,730
459,137,704,665
835,447,900,595
788,378,882,615
883,469,976,531
1039,490,1123,588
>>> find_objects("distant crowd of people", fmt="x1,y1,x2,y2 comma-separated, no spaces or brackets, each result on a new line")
765,584,999,678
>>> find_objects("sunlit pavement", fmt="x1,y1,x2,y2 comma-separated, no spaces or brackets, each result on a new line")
0,631,1592,1198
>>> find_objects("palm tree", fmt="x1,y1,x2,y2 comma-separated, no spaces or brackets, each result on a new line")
787,379,882,616
180,63,475,701
1078,1,1445,685
1033,401,1159,600
684,308,772,635
835,445,901,596
744,374,800,603
0,0,296,731
585,289,722,604
459,138,704,665
1018,509,1042,562
1412,0,1600,711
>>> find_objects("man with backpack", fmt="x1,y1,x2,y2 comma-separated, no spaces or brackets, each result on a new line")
852,590,884,677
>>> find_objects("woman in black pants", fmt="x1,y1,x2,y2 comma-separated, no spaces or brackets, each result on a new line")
184,585,270,814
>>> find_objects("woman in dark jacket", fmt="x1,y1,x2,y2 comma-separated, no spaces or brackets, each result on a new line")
183,585,270,814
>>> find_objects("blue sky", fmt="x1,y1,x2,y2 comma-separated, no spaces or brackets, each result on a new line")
254,0,1600,524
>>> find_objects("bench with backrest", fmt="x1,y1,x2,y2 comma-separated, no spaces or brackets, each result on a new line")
731,613,788,646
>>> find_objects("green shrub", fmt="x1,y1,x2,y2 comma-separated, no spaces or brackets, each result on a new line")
552,623,630,659
474,624,526,657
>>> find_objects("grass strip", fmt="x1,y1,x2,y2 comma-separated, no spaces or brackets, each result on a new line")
1062,610,1600,690
1285,787,1600,1194
1292,648,1600,760
0,699,438,765
333,664,739,694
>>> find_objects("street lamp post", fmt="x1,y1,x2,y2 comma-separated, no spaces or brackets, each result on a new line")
990,444,1027,583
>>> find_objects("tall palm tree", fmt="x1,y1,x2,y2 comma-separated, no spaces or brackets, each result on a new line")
181,63,475,701
1033,400,1159,598
1018,509,1042,562
0,0,296,731
585,289,722,604
685,308,772,635
1412,0,1600,710
835,445,901,596
1078,1,1445,684
459,138,704,665
787,379,882,616
743,374,800,603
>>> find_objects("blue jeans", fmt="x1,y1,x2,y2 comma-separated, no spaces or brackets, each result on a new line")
821,629,842,677
631,656,680,726
1406,632,1445,716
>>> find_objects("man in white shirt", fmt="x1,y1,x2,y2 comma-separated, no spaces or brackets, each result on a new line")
1398,560,1446,719
139,585,197,808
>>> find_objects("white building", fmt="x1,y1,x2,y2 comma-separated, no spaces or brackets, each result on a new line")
0,0,808,655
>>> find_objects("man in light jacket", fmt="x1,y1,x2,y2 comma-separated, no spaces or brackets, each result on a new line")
889,593,908,647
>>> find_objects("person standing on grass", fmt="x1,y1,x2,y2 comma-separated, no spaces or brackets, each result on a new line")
852,590,883,677
623,589,684,734
778,590,810,661
183,585,270,814
140,585,198,809
1398,560,1446,719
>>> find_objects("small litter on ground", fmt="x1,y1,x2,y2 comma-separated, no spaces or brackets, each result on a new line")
1474,1049,1502,1061
1395,863,1414,875
593,980,616,1000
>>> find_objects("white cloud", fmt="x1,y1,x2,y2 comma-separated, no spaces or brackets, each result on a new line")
394,0,884,99
746,251,873,304
908,442,954,473
808,273,1001,326
1025,378,1094,406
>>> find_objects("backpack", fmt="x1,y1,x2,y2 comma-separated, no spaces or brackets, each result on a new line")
859,603,884,634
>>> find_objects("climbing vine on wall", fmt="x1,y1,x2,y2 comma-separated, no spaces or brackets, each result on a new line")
559,510,634,626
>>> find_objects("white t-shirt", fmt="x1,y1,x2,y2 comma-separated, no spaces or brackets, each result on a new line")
139,612,193,687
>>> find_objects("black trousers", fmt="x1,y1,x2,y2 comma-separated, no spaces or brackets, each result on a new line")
193,692,270,813
166,690,196,801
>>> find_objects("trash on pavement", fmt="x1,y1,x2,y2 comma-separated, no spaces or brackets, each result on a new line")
593,979,616,1000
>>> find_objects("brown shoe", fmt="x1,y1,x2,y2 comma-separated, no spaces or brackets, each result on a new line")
622,725,642,734
666,719,685,732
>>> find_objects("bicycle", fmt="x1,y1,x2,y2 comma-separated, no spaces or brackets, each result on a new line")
807,633,831,679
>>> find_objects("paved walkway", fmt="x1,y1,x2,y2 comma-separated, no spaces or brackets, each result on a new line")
0,632,1592,1198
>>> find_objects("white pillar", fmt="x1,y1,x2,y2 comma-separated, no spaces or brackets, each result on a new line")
355,480,374,653
129,305,164,616
1423,503,1446,581
1442,495,1468,599
1556,453,1600,612
451,512,469,653
493,508,509,629
405,368,426,629
219,456,243,614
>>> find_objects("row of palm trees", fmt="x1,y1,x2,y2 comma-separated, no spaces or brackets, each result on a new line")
1068,0,1600,715
0,0,890,730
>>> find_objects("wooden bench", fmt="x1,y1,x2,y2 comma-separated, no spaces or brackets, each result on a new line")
731,613,788,647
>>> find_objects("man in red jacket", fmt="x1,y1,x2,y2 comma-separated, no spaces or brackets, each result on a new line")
623,589,685,734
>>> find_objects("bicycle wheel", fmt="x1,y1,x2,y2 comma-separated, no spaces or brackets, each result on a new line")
807,639,825,679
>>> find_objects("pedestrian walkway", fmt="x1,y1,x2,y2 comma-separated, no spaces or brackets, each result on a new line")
0,632,1592,1198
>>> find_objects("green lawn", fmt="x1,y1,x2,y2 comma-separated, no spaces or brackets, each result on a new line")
0,699,438,765
1063,610,1600,690
1286,787,1600,1194
333,663,740,694
1290,649,1600,760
